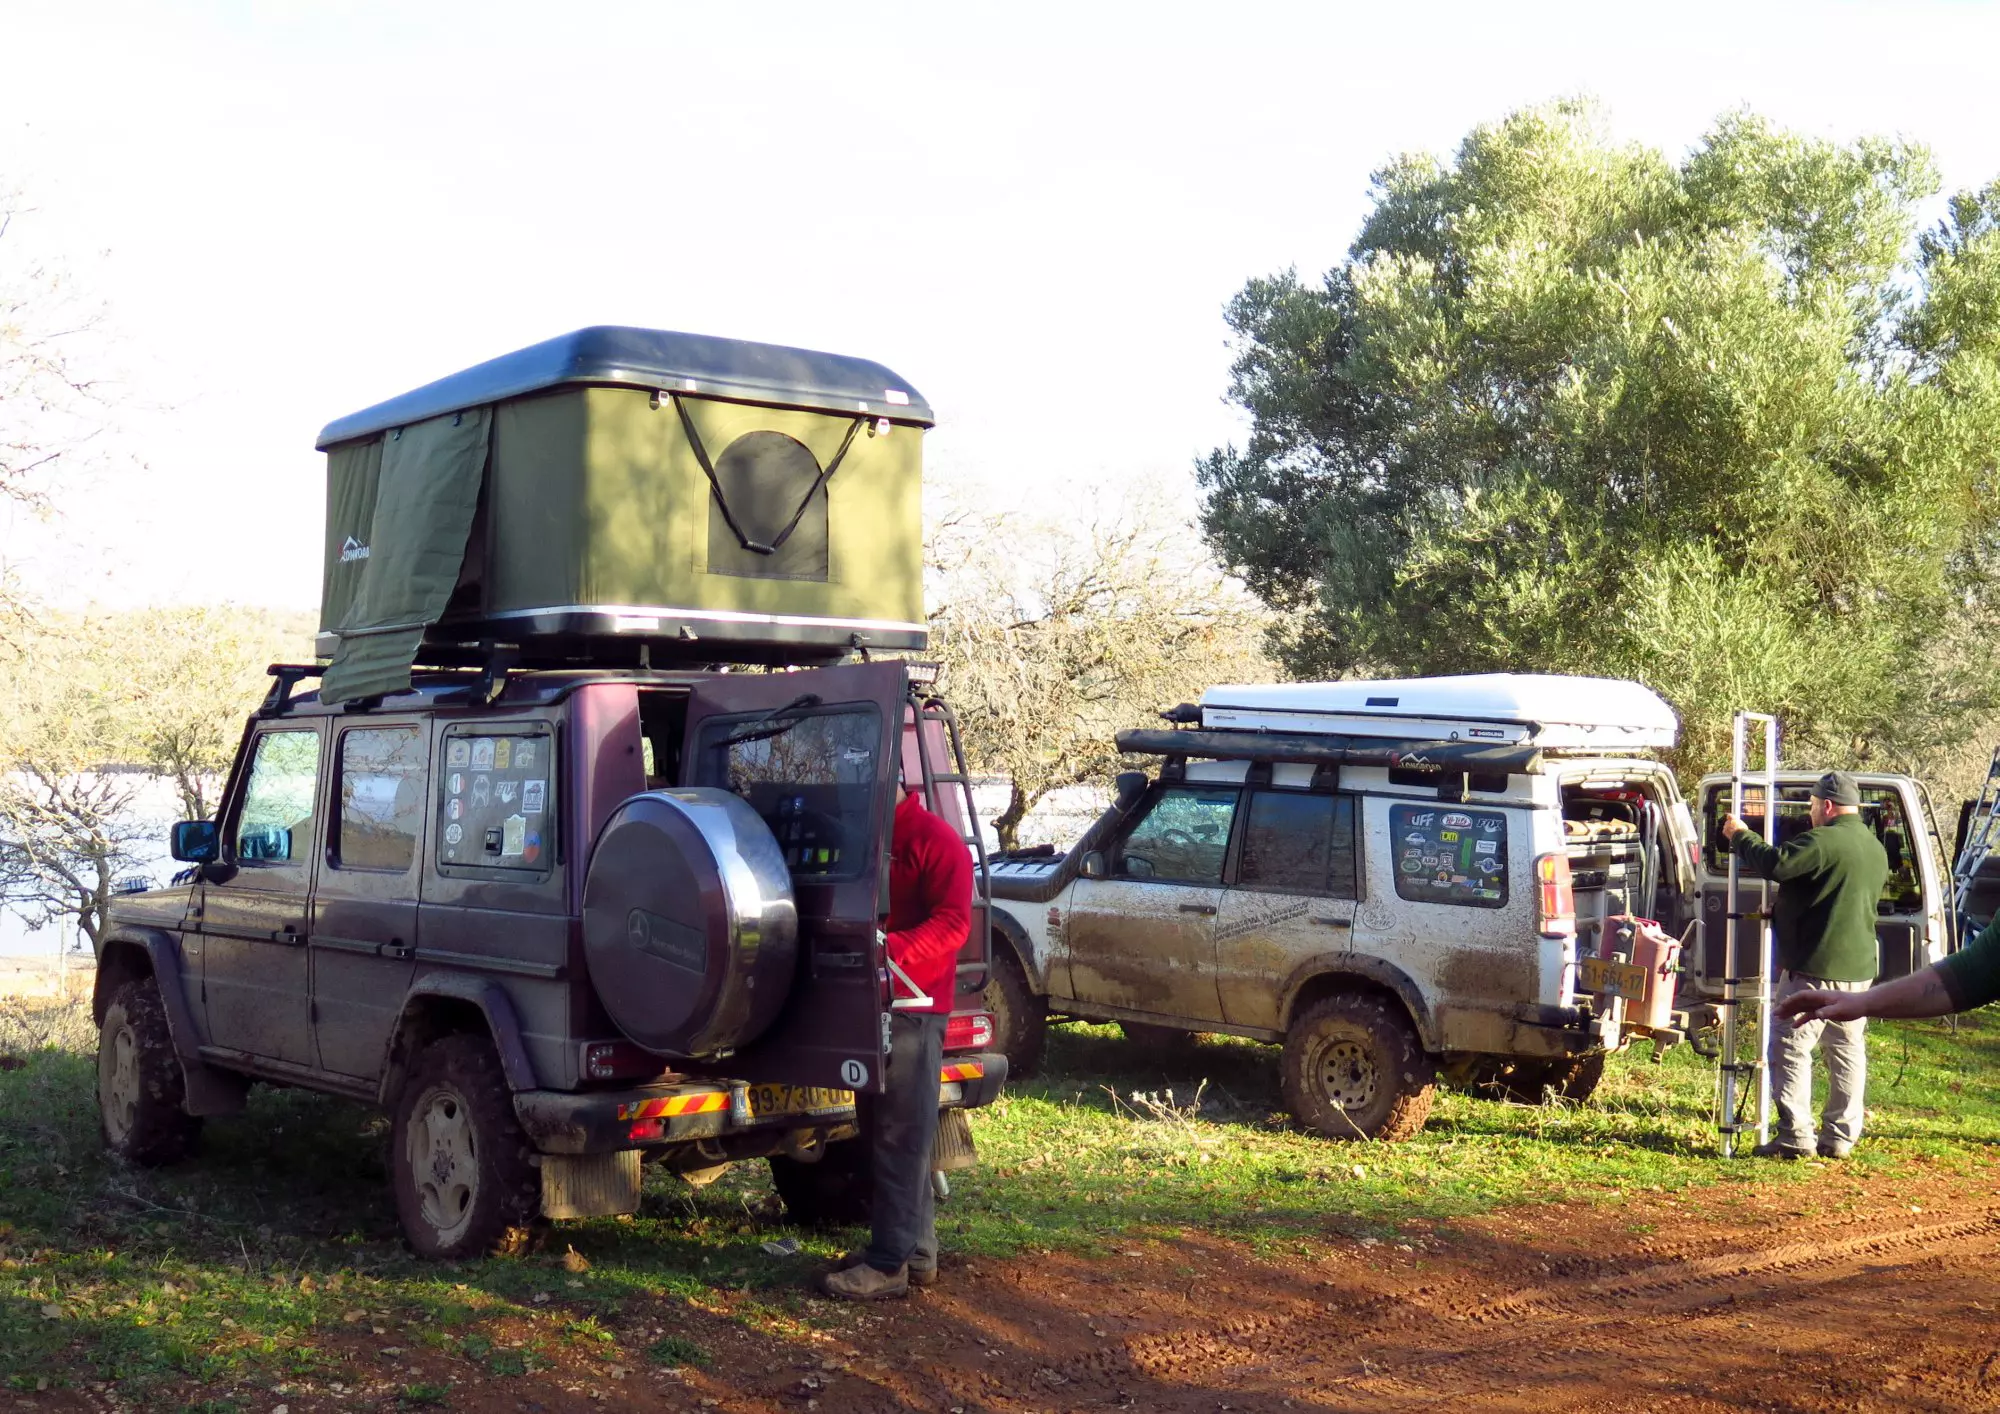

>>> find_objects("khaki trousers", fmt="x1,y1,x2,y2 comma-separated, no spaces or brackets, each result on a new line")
1769,971,1869,1150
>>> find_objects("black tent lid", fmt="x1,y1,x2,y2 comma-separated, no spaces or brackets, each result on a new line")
316,325,935,448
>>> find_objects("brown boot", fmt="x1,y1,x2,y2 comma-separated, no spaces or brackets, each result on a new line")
821,1261,909,1301
837,1249,935,1287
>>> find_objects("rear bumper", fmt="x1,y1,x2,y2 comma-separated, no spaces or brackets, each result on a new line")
515,1050,1009,1156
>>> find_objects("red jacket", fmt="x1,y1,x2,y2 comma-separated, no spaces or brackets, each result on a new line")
885,791,972,1015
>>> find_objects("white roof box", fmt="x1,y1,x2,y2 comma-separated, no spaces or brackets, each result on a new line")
1199,673,1678,752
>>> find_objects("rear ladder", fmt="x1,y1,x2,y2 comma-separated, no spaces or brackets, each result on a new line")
1717,711,1779,1158
909,688,993,998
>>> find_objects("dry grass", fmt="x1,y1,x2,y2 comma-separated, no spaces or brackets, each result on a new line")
0,989,95,1057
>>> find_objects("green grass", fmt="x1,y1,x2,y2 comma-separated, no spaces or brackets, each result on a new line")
4,995,1999,1402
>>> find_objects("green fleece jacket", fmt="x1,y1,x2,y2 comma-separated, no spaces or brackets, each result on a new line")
1731,813,1888,982
1941,916,2000,1010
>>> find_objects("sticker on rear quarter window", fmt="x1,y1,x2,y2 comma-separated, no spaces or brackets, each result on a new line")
502,814,526,856
522,780,546,814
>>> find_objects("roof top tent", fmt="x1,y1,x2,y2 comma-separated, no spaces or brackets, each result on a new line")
315,326,933,702
1198,673,1680,752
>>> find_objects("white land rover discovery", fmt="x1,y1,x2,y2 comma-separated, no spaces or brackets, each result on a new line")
984,674,1703,1140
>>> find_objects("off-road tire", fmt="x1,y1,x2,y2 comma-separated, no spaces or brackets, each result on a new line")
389,1033,539,1260
97,977,202,1165
1281,993,1435,1142
768,1137,872,1227
986,946,1047,1078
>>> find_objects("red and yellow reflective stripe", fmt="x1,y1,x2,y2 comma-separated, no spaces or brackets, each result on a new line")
616,1091,730,1122
939,1061,985,1083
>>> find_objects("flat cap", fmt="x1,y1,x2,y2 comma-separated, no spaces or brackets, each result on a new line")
1812,770,1861,806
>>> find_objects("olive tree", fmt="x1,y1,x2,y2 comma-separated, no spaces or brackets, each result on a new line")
1199,102,2000,779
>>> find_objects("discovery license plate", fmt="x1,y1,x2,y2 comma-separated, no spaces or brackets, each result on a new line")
1579,956,1649,1002
746,1084,854,1120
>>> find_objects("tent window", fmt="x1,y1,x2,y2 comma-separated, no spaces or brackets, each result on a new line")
706,431,830,582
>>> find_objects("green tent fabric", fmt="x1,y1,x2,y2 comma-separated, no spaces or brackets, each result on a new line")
321,407,492,702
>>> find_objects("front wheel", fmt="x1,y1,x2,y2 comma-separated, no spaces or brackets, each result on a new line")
98,977,203,1165
1280,993,1435,1142
389,1034,540,1259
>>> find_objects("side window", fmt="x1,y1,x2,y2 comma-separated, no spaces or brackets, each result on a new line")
437,725,555,874
1239,790,1359,899
336,728,426,872
1116,787,1238,885
1390,803,1508,909
1701,784,1810,871
235,730,321,865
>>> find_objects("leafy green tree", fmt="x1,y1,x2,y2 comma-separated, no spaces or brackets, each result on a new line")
1199,102,2000,776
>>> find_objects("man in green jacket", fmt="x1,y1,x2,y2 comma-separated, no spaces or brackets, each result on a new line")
1723,770,1889,1160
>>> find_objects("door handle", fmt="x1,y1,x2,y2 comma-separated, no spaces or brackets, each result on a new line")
272,925,304,945
1310,916,1352,929
381,939,412,961
1178,903,1218,916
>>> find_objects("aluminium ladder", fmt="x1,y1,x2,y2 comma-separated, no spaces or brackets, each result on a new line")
1717,711,1779,1158
1950,746,2000,945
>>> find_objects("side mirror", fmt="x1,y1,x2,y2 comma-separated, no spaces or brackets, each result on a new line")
170,820,219,863
1114,771,1148,810
1080,850,1108,880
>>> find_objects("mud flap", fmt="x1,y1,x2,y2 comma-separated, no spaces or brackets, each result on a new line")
932,1108,978,1172
540,1150,642,1220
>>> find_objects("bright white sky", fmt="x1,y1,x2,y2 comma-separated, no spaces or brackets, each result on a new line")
3,0,1998,611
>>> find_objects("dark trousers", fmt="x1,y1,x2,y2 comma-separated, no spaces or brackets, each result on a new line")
861,1010,944,1273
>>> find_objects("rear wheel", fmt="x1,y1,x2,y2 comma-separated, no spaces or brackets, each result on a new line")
1281,993,1435,1142
986,946,1047,1078
97,977,202,1166
768,1138,872,1227
389,1034,539,1259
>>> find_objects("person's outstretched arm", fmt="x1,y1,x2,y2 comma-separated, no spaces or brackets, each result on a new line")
1779,967,1957,1024
1782,916,2000,1024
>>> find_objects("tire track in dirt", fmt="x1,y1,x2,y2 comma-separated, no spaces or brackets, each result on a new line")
1028,1207,2000,1408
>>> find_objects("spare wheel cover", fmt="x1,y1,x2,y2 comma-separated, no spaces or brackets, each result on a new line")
582,788,798,1058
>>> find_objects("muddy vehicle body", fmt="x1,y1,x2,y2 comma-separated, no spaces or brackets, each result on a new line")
986,675,1701,1140
92,328,1003,1254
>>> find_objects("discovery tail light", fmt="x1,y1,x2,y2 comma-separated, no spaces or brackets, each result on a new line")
945,1011,994,1052
1536,852,1576,938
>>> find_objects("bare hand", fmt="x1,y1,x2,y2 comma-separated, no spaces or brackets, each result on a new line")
1721,815,1748,841
1777,988,1869,1025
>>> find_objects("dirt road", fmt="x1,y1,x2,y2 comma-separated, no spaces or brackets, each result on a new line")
677,1158,2000,1414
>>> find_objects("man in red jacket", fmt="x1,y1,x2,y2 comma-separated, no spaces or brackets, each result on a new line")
822,782,971,1300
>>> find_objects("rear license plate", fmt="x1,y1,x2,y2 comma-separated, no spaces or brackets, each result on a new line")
746,1084,853,1120
1579,956,1649,1001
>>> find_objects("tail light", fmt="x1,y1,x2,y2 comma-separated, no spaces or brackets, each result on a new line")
1536,852,1576,938
945,1011,994,1051
582,1040,670,1082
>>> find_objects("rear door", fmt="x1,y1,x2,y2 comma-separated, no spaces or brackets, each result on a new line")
1215,788,1361,1031
681,662,907,1094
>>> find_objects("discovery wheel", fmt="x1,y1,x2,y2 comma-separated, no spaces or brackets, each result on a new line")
1281,993,1435,1142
